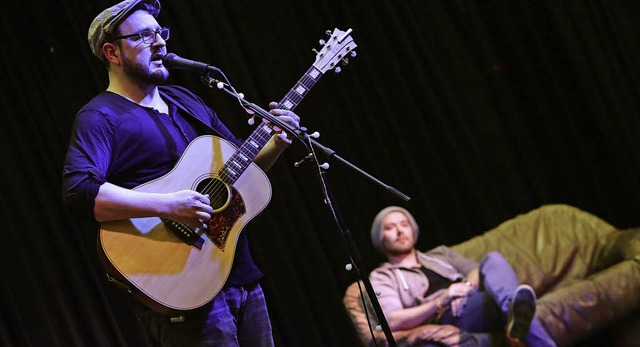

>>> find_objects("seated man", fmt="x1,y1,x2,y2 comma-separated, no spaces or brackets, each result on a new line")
369,206,556,347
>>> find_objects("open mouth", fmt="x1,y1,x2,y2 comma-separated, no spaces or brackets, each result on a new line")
151,53,165,63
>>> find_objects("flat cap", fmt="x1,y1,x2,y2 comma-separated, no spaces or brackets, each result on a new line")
87,0,161,63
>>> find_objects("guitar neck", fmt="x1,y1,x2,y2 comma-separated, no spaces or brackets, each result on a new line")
220,65,324,185
278,65,323,111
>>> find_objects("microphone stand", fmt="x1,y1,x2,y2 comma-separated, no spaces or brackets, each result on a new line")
201,73,409,347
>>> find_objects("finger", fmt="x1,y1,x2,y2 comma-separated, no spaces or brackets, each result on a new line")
197,193,211,205
420,329,435,339
279,115,300,126
269,109,300,122
199,202,214,214
278,111,300,120
451,301,460,316
187,217,208,230
269,101,278,109
195,211,211,221
440,335,460,345
277,132,292,144
273,118,299,135
287,113,301,123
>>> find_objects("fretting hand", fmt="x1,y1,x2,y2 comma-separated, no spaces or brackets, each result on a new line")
268,101,301,145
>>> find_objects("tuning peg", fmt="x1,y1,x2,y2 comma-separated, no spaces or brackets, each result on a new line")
341,57,349,66
247,116,256,125
350,51,357,57
325,30,332,36
319,39,326,46
334,66,342,73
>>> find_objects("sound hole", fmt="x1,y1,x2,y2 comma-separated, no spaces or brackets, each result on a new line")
196,177,230,213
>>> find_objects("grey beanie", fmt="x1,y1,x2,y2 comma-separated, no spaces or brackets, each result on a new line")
87,0,161,63
370,206,419,255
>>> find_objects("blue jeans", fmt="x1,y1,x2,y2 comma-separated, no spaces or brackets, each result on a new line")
137,283,274,347
440,252,556,347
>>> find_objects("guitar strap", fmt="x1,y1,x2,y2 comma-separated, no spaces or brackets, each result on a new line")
159,86,234,141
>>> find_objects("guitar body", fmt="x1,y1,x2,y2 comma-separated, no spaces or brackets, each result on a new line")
98,135,271,314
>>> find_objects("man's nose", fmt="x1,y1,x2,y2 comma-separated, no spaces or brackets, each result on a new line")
153,34,167,47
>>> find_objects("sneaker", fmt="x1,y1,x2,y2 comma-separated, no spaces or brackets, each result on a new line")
506,284,537,340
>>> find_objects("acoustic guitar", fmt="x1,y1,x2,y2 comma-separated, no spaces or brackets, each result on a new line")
98,28,356,315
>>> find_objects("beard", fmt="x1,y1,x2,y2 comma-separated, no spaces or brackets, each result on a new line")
121,51,169,86
382,238,414,257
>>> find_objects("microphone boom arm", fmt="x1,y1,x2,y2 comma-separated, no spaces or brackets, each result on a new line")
200,73,410,202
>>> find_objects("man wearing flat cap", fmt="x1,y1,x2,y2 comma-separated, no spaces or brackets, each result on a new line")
63,1,299,346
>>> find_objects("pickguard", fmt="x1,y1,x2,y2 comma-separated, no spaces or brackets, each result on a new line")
207,186,245,251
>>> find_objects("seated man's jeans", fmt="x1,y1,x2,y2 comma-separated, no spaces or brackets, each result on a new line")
440,252,556,347
136,283,274,347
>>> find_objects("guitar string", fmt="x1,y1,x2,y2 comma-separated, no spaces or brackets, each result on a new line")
196,68,316,204
197,68,320,204
198,127,273,203
179,68,317,234
167,127,273,234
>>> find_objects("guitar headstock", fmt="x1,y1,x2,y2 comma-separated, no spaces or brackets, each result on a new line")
312,28,357,74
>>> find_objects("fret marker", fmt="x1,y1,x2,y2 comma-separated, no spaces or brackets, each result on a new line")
231,160,242,168
295,85,307,95
283,99,294,109
249,140,259,148
309,69,320,79
238,153,248,161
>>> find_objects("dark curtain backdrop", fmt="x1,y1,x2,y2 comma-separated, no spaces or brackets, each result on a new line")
2,0,640,346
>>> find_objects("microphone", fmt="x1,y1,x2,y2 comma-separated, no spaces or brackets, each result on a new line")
162,53,220,74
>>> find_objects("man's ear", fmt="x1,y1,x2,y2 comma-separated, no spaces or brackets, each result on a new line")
102,42,120,66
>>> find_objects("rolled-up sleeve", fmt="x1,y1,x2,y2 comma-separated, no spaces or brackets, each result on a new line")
369,269,404,316
62,109,114,220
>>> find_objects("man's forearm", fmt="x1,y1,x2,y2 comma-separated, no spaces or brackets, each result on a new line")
254,135,289,171
94,182,166,222
387,297,444,331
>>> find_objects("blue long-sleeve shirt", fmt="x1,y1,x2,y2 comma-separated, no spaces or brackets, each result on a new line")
63,85,262,287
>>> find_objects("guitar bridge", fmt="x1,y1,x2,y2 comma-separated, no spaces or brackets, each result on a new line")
163,219,205,250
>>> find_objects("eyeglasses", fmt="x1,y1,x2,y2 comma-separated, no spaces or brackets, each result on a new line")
112,27,170,44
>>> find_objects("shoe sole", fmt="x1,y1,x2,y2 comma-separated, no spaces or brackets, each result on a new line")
507,284,536,340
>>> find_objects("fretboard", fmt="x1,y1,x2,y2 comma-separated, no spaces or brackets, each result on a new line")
219,65,324,185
